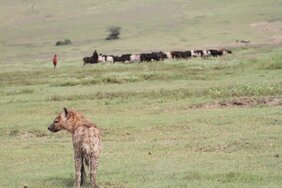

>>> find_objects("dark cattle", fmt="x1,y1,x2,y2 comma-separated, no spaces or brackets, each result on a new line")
208,49,232,57
171,51,185,59
193,50,204,57
170,51,191,59
113,54,131,63
151,51,167,61
83,50,99,65
183,51,192,58
140,53,153,62
120,54,131,62
208,49,223,57
83,57,98,65
113,56,123,63
140,52,166,62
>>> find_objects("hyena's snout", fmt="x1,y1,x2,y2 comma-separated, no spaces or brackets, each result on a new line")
48,123,59,132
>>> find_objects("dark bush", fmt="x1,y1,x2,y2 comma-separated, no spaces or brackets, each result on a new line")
105,26,121,40
55,38,72,46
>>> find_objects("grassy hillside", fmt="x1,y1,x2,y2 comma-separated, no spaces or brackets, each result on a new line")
0,1,282,188
0,0,282,63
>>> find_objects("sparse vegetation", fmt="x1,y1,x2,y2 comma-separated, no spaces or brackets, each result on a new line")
55,39,72,46
105,26,121,40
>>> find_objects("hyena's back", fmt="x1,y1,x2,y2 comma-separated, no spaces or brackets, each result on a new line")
73,126,102,162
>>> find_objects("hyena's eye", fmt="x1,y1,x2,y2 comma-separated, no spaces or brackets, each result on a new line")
55,120,59,123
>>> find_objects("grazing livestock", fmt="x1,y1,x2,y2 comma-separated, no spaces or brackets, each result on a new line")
220,49,232,55
193,50,204,57
203,50,211,57
140,52,166,62
98,54,114,63
208,49,224,57
171,51,185,59
165,51,172,59
48,108,102,188
140,53,153,62
113,56,122,63
183,51,192,58
112,54,131,63
98,54,106,62
120,54,131,62
151,51,167,61
112,55,124,63
208,49,232,57
105,55,114,62
83,57,98,65
130,54,140,62
83,50,99,65
83,48,232,65
172,51,192,59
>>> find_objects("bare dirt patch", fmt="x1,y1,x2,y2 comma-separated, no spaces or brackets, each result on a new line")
190,97,282,109
192,139,262,153
250,21,282,44
250,21,281,32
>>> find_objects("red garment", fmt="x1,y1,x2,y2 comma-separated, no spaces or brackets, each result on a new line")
53,55,58,66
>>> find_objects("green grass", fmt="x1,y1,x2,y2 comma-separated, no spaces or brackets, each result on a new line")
1,1,282,187
0,47,282,188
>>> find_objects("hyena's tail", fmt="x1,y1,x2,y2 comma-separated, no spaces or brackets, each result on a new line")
80,156,87,186
84,155,90,167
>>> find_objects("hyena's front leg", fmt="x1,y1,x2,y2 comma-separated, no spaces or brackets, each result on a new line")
90,156,99,188
73,156,82,188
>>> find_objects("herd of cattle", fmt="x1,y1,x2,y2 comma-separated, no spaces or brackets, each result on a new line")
83,48,232,65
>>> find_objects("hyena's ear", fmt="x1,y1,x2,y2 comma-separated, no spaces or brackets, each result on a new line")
63,107,68,118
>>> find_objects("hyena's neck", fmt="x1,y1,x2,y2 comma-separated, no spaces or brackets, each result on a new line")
65,119,94,134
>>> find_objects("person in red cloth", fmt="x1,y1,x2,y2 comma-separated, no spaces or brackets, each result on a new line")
53,54,58,68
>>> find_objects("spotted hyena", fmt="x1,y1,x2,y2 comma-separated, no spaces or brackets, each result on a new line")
48,108,102,188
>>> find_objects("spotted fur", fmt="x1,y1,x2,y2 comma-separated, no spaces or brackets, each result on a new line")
48,108,102,188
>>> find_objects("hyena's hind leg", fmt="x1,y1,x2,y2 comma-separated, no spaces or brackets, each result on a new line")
73,156,82,188
90,156,99,188
80,158,87,186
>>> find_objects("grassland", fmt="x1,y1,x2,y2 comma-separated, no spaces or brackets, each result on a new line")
0,46,282,187
1,0,282,187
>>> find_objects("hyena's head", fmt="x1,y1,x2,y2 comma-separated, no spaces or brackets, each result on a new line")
48,107,69,132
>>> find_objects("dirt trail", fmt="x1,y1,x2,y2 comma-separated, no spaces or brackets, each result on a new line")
190,97,282,109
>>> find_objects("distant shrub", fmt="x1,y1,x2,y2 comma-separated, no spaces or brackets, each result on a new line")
6,89,34,95
55,38,72,46
9,129,19,136
55,81,80,87
105,26,121,40
28,130,48,137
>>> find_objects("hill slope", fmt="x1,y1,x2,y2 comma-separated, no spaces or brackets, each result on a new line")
0,0,282,63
